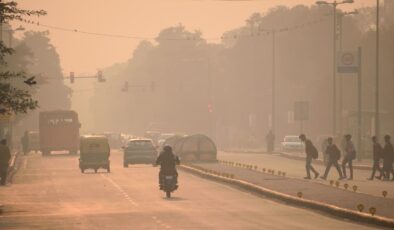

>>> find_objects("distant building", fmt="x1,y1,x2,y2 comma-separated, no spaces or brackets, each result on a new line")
384,0,394,25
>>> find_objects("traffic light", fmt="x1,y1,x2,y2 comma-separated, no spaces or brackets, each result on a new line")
122,81,129,92
150,81,156,92
97,71,105,82
70,72,74,84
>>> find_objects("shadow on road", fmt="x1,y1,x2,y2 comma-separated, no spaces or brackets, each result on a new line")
161,197,186,201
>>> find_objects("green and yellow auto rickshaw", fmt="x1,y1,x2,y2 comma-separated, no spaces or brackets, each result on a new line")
79,135,110,173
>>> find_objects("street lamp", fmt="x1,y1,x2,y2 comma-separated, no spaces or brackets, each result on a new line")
1,25,25,48
315,0,354,136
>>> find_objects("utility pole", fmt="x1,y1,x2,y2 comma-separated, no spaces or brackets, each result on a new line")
357,47,362,160
375,0,380,139
316,0,354,136
333,3,337,136
0,0,3,42
271,30,276,140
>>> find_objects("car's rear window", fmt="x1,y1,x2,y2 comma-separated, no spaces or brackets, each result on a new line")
128,140,154,149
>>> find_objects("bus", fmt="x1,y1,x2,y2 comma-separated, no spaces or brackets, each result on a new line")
39,110,81,155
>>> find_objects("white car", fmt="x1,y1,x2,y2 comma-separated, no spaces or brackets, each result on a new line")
281,136,304,152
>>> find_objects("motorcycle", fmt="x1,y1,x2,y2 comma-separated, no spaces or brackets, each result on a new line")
161,174,178,198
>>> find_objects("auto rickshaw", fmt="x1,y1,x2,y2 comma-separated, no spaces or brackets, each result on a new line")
79,135,110,173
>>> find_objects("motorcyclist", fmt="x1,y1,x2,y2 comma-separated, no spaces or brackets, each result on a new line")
155,145,180,189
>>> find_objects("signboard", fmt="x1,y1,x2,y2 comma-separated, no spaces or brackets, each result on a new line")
337,51,359,73
294,101,309,121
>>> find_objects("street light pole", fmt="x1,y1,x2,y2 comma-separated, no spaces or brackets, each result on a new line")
272,30,276,140
316,0,354,136
333,3,337,136
375,0,380,139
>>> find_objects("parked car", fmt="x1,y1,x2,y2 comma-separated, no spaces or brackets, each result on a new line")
281,135,304,152
123,139,157,167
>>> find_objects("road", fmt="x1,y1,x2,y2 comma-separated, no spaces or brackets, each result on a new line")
218,151,394,198
0,150,380,229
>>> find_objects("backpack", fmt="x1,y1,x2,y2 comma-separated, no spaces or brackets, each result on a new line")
310,143,318,159
331,145,341,161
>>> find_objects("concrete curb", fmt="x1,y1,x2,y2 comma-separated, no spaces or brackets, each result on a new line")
223,149,372,171
180,164,394,228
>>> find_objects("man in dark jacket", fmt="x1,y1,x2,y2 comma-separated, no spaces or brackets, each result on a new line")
369,136,383,180
299,134,319,179
0,139,11,185
382,135,394,180
156,145,180,188
320,137,344,180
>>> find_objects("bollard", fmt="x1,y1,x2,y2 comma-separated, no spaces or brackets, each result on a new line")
271,170,275,175
352,185,358,192
329,180,334,186
262,168,266,173
357,204,364,212
254,165,258,170
297,192,303,198
369,207,377,216
282,172,286,177
335,181,340,188
382,190,388,198
344,183,349,190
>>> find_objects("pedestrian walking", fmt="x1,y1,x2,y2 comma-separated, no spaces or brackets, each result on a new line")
0,139,11,186
382,135,394,180
320,137,344,180
299,134,319,179
266,130,275,153
342,134,356,180
369,136,383,180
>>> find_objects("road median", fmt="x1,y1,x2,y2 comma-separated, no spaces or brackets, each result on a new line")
180,163,394,228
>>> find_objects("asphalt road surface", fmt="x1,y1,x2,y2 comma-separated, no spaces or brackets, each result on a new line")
0,150,380,229
219,151,394,198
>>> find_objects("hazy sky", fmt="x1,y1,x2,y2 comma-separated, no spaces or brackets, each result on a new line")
14,0,375,75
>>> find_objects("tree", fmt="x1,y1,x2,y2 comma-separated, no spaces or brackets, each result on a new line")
0,1,46,115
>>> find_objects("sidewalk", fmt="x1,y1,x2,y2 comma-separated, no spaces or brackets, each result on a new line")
224,148,373,170
192,162,394,219
0,152,18,211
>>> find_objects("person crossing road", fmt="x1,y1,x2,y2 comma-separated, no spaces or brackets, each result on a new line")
299,134,319,180
320,137,344,180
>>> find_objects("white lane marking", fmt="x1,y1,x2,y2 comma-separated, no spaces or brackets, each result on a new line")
100,174,138,207
151,216,172,229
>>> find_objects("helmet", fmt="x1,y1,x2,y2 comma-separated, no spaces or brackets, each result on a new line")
163,145,172,152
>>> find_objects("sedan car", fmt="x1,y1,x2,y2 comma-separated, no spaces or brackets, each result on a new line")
123,139,157,167
281,135,304,152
